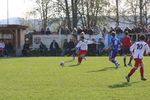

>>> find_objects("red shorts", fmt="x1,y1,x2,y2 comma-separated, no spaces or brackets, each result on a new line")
134,58,143,67
78,50,88,56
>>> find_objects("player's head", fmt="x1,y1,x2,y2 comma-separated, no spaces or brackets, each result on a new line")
111,31,116,37
80,32,85,36
80,36,84,41
139,35,145,41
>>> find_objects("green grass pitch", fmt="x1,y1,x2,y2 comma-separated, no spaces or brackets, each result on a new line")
0,57,150,100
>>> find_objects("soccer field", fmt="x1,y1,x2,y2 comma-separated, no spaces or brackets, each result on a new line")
0,57,150,100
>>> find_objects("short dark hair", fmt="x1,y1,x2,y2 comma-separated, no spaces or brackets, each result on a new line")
139,35,145,41
111,31,116,37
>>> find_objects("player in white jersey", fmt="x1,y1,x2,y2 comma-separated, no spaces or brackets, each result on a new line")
75,36,98,65
125,35,150,82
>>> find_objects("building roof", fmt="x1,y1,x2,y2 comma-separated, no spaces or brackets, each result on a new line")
0,24,28,30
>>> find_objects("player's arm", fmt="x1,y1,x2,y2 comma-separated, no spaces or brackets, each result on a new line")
130,43,136,55
86,40,95,44
145,44,150,55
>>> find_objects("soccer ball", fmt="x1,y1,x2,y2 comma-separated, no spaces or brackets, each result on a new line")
60,61,64,66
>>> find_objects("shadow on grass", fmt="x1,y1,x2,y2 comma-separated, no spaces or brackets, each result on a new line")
108,81,140,88
87,67,114,73
65,60,74,63
68,64,80,67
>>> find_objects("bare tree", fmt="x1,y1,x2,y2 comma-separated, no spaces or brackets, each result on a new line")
34,0,52,30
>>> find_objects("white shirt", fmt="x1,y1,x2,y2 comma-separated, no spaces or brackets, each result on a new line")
0,42,5,49
76,40,94,51
130,41,150,59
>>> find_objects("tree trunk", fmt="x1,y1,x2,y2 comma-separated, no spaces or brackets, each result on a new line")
116,0,119,25
65,0,71,29
139,0,143,25
86,1,90,28
71,0,78,28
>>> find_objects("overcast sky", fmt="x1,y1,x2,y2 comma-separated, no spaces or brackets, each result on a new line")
0,0,35,19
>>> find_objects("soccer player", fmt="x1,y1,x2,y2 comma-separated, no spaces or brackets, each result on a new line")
122,32,133,67
125,35,150,82
75,36,98,65
70,34,78,60
109,32,121,69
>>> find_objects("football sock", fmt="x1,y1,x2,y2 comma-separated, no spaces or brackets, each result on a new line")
111,59,117,64
128,56,133,64
128,67,137,77
78,57,82,63
124,57,126,65
140,67,144,78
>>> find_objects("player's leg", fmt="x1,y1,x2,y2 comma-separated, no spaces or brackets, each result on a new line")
109,58,120,69
122,46,127,67
139,61,147,80
78,56,82,65
109,51,120,69
128,56,133,67
77,50,87,65
123,55,127,67
109,50,117,64
126,59,139,82
72,51,76,61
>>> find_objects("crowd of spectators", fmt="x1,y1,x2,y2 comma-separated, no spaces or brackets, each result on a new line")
31,24,150,36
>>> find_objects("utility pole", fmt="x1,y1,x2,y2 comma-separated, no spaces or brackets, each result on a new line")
7,0,9,25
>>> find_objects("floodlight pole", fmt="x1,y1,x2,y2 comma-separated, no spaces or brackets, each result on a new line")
7,0,9,25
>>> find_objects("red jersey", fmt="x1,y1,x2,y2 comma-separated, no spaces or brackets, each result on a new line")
122,35,132,47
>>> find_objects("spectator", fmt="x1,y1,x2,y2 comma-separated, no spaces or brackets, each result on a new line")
22,41,30,56
115,25,123,34
46,28,51,35
87,28,93,35
83,26,88,34
102,27,108,38
93,26,100,34
124,27,132,33
0,40,5,57
88,39,96,56
5,41,13,56
97,38,105,56
134,25,141,33
68,39,75,55
39,42,48,56
72,28,78,35
65,27,71,35
109,27,115,33
40,28,45,34
77,27,83,35
50,40,59,56
61,39,69,56
131,26,136,33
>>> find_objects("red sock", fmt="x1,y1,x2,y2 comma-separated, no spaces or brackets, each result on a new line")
78,57,82,63
128,68,136,77
140,67,144,78
128,61,139,77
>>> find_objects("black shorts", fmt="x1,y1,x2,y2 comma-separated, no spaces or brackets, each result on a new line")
122,46,130,55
